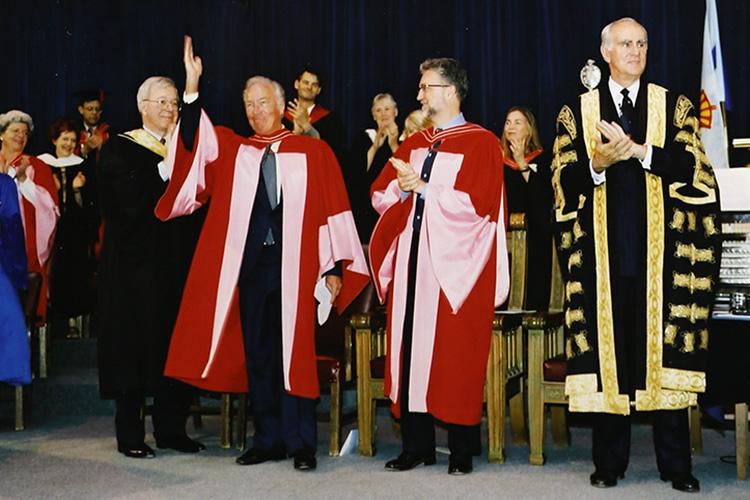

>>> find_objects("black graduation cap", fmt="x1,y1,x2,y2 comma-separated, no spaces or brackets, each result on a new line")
75,89,105,106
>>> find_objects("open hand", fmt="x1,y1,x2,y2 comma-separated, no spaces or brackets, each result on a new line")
183,35,203,94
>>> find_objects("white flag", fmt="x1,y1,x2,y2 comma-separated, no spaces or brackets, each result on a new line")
700,0,729,169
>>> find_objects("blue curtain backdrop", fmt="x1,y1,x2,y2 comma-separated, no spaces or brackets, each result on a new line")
3,0,748,160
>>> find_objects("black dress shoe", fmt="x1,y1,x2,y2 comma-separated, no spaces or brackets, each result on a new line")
448,455,473,475
293,449,317,471
660,472,700,493
384,452,437,471
156,435,207,453
589,470,621,488
117,443,156,459
235,447,287,466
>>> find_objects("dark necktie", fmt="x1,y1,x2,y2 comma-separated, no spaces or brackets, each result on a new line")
412,139,442,232
619,88,634,134
261,145,277,245
159,137,166,145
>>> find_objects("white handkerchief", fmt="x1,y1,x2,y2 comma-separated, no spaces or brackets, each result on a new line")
314,278,333,325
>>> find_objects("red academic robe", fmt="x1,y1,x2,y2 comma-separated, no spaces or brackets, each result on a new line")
155,110,369,398
11,155,58,320
369,124,510,425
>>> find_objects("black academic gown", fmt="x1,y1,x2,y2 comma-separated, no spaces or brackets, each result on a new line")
504,151,553,310
96,133,205,399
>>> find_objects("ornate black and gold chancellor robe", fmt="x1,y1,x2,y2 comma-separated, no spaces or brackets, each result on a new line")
551,82,721,415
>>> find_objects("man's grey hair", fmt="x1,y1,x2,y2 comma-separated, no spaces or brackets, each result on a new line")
601,17,645,48
371,93,397,111
419,58,469,101
136,76,177,113
243,76,286,111
0,109,34,134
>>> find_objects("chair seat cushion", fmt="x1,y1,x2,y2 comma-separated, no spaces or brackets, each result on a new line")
316,355,340,384
543,355,567,382
370,355,386,379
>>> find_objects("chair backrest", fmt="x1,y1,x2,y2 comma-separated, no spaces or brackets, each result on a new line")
21,272,42,321
506,213,528,310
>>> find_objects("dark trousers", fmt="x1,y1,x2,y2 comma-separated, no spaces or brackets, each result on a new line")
238,245,317,455
592,409,692,476
114,379,194,446
398,230,480,458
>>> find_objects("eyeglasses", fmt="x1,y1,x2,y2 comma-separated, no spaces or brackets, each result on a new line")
418,83,451,92
244,98,275,112
142,98,182,110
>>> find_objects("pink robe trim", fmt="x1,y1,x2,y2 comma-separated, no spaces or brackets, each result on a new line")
317,211,369,278
494,195,510,306
162,111,218,218
203,145,263,378
278,152,307,391
372,175,403,215
19,167,58,265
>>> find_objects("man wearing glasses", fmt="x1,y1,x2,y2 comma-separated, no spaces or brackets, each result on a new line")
551,18,720,492
369,58,510,475
155,36,369,471
74,89,110,160
97,75,206,459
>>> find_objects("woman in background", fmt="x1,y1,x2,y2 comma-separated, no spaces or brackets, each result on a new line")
500,106,553,310
0,110,58,325
38,118,97,337
349,93,401,242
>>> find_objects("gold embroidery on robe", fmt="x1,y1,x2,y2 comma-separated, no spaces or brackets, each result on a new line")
673,272,713,293
644,172,665,407
646,84,667,148
566,281,583,301
669,303,710,323
593,185,621,413
670,209,686,232
686,211,697,231
565,308,585,329
564,373,597,395
573,220,586,242
567,250,582,272
699,329,709,350
560,231,573,250
557,105,577,140
674,95,693,128
664,323,678,345
662,367,706,392
573,332,590,353
674,243,715,265
580,90,600,160
565,337,574,360
682,332,695,353
703,215,718,237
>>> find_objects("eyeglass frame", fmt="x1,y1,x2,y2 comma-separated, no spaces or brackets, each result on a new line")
142,98,182,111
418,83,451,92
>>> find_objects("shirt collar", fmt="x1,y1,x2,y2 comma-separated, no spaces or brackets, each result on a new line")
142,125,165,142
608,77,640,107
437,112,466,130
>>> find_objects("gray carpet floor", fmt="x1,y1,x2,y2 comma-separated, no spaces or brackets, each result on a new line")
1,409,748,499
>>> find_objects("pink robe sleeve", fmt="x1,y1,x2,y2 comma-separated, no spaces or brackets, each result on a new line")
155,110,219,221
17,164,59,265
